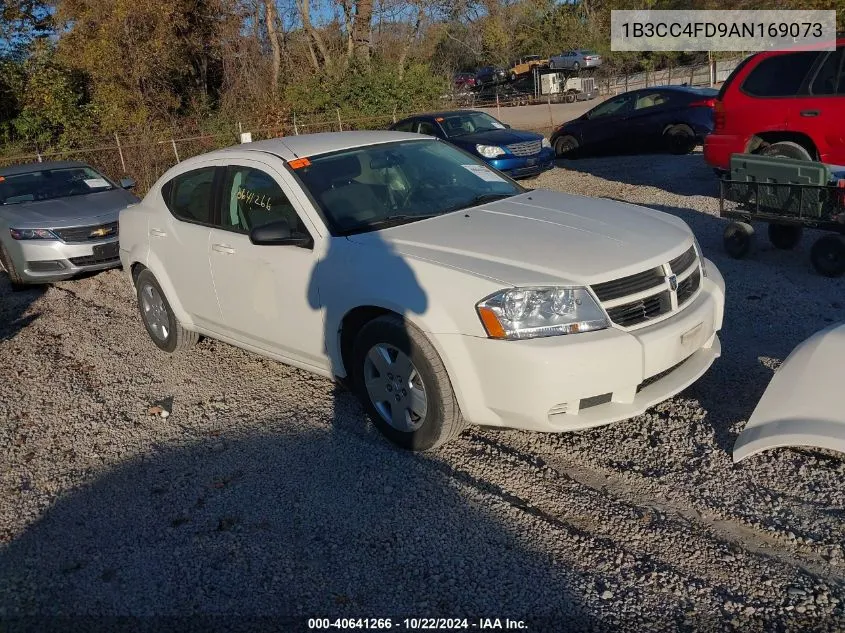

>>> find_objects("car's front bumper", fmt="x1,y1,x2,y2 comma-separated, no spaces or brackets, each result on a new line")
3,236,121,282
489,150,556,179
434,258,725,432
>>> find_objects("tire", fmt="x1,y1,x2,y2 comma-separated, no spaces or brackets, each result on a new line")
760,141,814,161
554,135,579,158
723,221,755,259
572,62,580,72
768,223,803,250
135,268,199,353
509,72,517,82
565,92,576,103
664,124,696,155
0,243,28,291
352,314,466,451
810,234,845,278
549,61,557,70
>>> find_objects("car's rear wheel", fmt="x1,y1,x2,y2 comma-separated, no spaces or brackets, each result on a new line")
760,141,814,161
664,124,696,155
135,268,199,353
811,234,845,277
0,243,28,291
768,223,803,250
565,91,576,103
554,135,579,158
352,314,466,451
723,221,755,259
572,62,580,72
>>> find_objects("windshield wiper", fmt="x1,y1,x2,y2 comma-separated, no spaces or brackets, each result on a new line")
447,192,516,213
341,213,441,235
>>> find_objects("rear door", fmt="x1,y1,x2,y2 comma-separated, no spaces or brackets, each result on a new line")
626,90,674,149
790,46,845,164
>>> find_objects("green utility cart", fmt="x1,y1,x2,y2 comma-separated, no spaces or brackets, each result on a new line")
719,153,845,277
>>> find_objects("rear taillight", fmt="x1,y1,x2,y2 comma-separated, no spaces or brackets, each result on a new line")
713,100,726,132
690,98,716,108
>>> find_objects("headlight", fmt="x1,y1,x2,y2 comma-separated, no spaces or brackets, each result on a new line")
476,286,609,340
476,144,506,159
542,137,551,148
9,228,59,240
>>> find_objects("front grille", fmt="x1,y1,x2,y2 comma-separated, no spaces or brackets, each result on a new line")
68,253,120,267
606,292,671,327
668,246,697,274
591,244,701,328
592,267,664,302
507,140,542,157
637,355,694,393
676,268,701,305
53,221,119,243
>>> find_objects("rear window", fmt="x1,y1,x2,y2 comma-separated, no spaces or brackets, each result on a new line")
741,51,820,97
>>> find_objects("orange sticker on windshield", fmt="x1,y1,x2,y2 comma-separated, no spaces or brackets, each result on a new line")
0,177,5,182
288,157,311,169
435,117,444,122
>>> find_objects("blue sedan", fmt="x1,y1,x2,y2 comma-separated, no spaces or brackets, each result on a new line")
390,110,555,179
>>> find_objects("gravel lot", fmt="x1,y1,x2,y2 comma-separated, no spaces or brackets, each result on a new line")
2,150,845,633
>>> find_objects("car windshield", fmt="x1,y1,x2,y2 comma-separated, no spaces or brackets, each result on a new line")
440,112,507,137
293,139,524,236
0,166,114,205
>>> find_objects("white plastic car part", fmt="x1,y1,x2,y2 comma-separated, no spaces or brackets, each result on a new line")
733,322,845,463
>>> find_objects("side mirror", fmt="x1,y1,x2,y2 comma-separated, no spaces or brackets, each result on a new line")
249,219,312,248
120,177,137,190
503,123,512,129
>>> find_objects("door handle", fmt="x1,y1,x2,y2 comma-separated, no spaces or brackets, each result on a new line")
800,110,820,117
149,228,167,237
212,244,235,254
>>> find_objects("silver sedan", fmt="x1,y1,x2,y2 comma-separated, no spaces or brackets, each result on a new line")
0,160,140,289
548,50,603,71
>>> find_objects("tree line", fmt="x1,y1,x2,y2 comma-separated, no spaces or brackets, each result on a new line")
0,0,842,152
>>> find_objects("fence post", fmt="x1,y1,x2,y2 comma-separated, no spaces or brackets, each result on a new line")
625,73,628,92
35,143,43,163
392,105,397,124
114,132,127,173
496,92,501,119
293,113,299,136
336,109,343,132
547,93,553,130
171,139,180,163
689,67,695,86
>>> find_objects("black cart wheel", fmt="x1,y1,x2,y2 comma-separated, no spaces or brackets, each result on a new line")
811,234,845,277
723,221,755,259
768,223,803,250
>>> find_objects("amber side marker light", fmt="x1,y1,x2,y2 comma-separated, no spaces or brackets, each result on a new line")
288,157,311,169
477,307,507,339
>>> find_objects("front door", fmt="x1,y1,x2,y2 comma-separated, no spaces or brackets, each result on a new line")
789,47,845,164
581,93,635,153
208,160,328,370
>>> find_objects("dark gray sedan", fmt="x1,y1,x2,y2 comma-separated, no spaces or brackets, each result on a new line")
0,160,139,289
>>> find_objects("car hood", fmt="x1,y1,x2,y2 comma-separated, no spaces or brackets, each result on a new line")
0,188,139,228
348,189,694,287
449,129,543,148
733,322,845,463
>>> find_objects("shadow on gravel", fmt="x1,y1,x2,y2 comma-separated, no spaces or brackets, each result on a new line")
556,151,718,198
0,430,596,633
0,275,45,341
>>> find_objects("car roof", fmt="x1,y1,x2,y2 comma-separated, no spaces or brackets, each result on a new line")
0,160,90,177
189,131,431,163
401,110,484,121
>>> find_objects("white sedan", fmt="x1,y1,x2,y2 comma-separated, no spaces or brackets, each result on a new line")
119,131,725,450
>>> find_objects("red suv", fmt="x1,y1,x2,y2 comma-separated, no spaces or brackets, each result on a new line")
705,39,845,173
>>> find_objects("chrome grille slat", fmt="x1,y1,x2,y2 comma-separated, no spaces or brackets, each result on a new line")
592,267,664,302
506,140,542,157
591,244,701,328
53,221,119,243
668,246,696,274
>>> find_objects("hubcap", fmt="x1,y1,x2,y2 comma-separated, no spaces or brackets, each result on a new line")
140,283,170,341
363,343,428,433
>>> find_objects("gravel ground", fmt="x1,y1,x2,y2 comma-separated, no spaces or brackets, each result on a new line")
2,150,845,633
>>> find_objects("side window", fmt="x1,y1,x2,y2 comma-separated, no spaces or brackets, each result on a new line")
741,52,820,97
417,121,437,135
221,166,309,239
811,48,845,96
634,91,669,110
393,119,415,132
163,167,216,224
589,94,633,118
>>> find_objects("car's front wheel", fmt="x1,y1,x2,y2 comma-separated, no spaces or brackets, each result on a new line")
352,314,466,451
135,268,199,353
